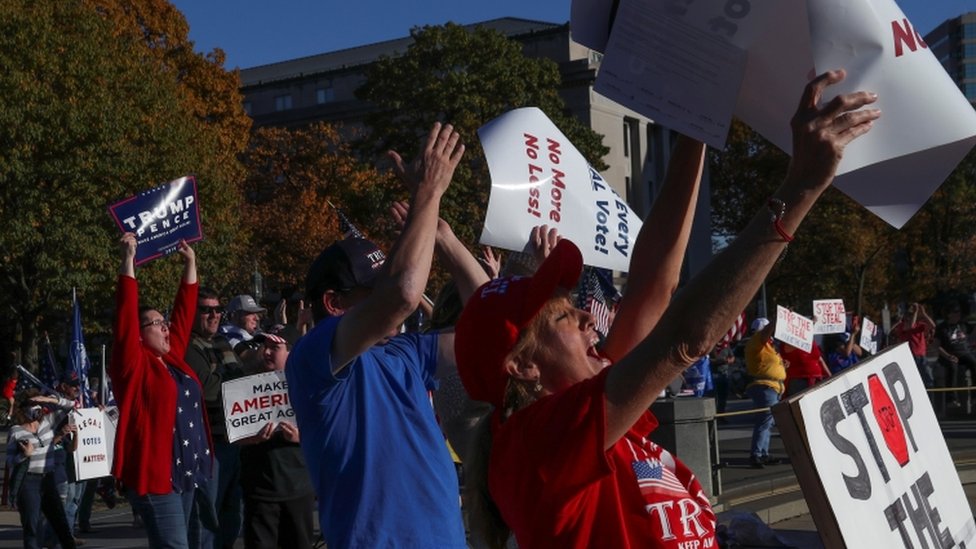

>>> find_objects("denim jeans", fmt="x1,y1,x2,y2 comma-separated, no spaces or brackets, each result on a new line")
128,489,195,549
747,384,780,459
17,473,76,549
198,439,241,549
64,480,85,533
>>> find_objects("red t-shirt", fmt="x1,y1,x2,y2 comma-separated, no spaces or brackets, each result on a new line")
781,343,824,380
892,322,928,357
489,368,716,549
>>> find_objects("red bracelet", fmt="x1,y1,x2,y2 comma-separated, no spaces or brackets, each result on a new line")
767,198,794,242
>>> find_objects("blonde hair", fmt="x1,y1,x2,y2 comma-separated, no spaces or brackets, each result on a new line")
465,293,568,548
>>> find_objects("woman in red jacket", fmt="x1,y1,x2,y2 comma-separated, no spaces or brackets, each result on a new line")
111,232,214,549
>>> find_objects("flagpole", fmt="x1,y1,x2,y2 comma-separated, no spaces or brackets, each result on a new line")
101,344,107,406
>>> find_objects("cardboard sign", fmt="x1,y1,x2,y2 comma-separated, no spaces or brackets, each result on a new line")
814,299,848,335
775,305,815,352
221,370,295,443
861,316,880,355
478,107,643,272
773,344,976,548
573,0,976,228
107,176,203,265
71,407,114,481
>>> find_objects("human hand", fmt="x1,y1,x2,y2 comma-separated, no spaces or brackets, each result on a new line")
176,239,195,263
479,247,502,279
278,422,300,443
19,439,33,457
524,225,561,264
389,122,465,198
237,423,275,445
61,423,78,436
788,69,880,188
119,233,137,260
390,200,450,234
274,299,288,325
295,300,313,335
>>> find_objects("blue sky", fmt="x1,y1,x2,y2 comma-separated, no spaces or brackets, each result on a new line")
170,0,974,70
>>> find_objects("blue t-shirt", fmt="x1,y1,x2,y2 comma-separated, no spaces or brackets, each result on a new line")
285,316,466,549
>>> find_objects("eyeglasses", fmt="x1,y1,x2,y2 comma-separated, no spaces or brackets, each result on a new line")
141,319,171,329
198,306,224,315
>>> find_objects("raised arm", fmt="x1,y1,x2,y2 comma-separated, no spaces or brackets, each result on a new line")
603,69,879,447
602,136,705,362
111,233,142,382
330,122,465,370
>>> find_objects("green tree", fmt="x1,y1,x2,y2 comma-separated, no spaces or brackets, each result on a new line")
0,0,249,368
356,23,609,248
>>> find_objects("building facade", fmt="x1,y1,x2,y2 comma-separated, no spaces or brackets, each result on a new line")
926,11,976,105
239,17,713,278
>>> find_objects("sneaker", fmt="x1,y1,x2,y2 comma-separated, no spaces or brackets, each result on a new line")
749,456,765,469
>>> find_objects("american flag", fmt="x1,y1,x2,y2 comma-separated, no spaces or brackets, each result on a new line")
576,267,619,337
327,200,364,239
716,312,747,350
632,458,689,498
38,334,62,390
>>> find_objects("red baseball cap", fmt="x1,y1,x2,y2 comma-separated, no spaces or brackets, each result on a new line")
455,239,583,408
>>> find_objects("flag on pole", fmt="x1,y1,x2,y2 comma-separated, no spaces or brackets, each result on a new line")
38,334,61,390
70,289,96,407
328,200,365,239
716,312,747,350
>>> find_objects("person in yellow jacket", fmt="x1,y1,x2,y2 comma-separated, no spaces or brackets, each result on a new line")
745,317,786,468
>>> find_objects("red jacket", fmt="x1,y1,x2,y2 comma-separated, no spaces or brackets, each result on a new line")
110,275,213,496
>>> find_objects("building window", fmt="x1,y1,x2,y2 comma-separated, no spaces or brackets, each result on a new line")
243,101,252,116
274,94,293,111
316,86,335,104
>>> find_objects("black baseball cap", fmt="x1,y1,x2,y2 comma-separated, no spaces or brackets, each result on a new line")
305,237,386,303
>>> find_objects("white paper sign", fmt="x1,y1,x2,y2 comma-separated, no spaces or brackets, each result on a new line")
775,306,815,352
794,344,976,547
574,0,976,228
813,299,847,334
221,370,295,443
72,407,113,481
478,107,643,272
594,0,748,148
861,316,880,355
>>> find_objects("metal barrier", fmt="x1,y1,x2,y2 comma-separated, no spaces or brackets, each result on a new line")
708,385,976,496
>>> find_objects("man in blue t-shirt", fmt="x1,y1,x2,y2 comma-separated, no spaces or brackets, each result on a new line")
286,122,486,548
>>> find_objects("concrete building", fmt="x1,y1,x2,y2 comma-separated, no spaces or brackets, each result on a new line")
239,17,713,279
926,11,976,106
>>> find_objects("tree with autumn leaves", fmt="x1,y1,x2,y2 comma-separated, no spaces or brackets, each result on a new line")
710,120,976,320
0,0,250,367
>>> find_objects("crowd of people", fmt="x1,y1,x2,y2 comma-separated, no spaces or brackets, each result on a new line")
2,67,967,548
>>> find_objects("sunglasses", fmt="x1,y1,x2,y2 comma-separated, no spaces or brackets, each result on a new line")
198,306,225,315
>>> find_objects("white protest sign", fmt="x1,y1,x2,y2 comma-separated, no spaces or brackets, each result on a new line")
478,107,642,272
775,306,815,352
71,407,113,481
576,0,976,228
777,344,976,547
861,316,880,355
221,370,295,443
594,0,748,148
813,299,847,334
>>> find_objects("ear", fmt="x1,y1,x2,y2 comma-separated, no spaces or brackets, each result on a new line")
322,290,345,317
503,355,540,383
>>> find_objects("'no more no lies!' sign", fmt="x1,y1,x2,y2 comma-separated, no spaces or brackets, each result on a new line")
478,107,642,272
773,343,976,548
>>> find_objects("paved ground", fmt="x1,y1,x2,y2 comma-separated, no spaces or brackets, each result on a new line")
0,396,973,547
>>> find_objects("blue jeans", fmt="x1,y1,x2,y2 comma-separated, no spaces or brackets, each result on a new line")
198,439,241,549
915,355,934,389
128,489,195,549
64,480,84,534
18,473,75,549
747,384,780,459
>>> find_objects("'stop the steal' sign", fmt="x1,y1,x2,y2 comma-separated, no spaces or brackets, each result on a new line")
107,176,202,265
813,299,847,335
773,344,976,548
478,107,642,272
774,305,814,352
